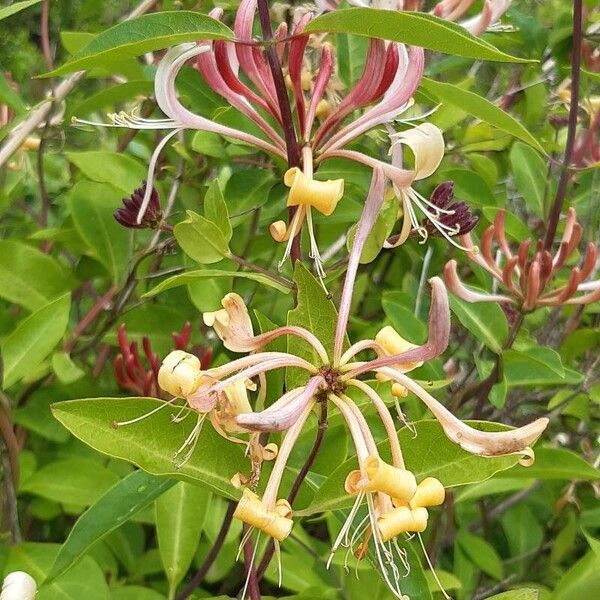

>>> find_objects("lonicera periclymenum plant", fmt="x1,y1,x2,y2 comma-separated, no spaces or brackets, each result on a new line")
0,1,599,600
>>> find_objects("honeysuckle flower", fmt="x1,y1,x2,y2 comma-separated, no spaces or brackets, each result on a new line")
113,169,547,596
444,208,600,309
0,571,37,600
169,168,544,596
381,122,477,250
75,0,434,270
432,0,512,36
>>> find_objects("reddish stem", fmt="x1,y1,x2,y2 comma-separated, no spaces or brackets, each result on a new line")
543,0,583,250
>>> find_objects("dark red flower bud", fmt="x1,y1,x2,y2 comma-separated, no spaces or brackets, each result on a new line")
114,182,162,229
422,181,479,238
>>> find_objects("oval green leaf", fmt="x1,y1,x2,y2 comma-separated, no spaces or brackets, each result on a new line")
44,12,234,77
144,268,292,298
51,397,247,500
305,8,534,64
1,294,71,389
47,470,175,582
421,78,546,155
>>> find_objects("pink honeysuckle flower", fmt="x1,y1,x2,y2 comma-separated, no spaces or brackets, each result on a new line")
114,168,548,597
76,0,445,273
432,0,512,35
444,208,600,309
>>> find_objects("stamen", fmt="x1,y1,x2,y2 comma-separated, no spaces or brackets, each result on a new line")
113,396,180,428
278,207,304,270
170,404,191,423
394,397,417,438
418,532,450,599
173,413,207,468
306,207,329,291
240,531,260,600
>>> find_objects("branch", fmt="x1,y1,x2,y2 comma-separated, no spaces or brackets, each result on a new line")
543,0,583,250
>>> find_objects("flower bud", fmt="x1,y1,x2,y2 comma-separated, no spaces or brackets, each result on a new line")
316,99,331,121
0,571,37,600
158,350,204,397
391,383,409,398
270,220,289,242
409,477,445,508
233,488,293,541
361,456,417,502
284,167,344,216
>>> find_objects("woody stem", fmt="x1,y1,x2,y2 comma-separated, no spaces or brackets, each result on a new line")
255,0,302,262
543,0,582,250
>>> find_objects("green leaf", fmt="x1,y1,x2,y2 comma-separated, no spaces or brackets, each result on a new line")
457,530,504,580
421,79,546,155
155,482,211,592
47,470,174,581
496,447,600,480
300,420,518,515
69,81,153,121
111,587,166,600
44,12,234,77
203,181,232,243
484,590,539,600
67,181,130,282
1,294,71,389
552,551,600,600
51,398,247,499
449,294,508,354
504,348,582,387
287,263,340,388
6,544,110,600
20,458,120,507
144,268,291,297
66,152,147,195
0,240,74,312
509,143,547,217
174,210,230,264
305,9,534,63
0,0,43,21
51,352,85,385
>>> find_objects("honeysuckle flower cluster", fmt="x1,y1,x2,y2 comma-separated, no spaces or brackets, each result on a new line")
122,170,547,597
76,0,481,275
444,208,600,310
316,0,512,37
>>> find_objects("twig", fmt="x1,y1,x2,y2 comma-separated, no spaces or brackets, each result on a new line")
0,398,21,544
230,254,294,289
256,400,328,580
255,0,302,264
543,0,583,250
175,501,236,600
63,286,118,353
40,0,53,72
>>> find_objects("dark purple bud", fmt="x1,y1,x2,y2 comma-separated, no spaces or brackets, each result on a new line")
114,182,162,229
421,182,479,238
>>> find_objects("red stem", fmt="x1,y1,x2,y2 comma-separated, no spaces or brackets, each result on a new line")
543,0,583,250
